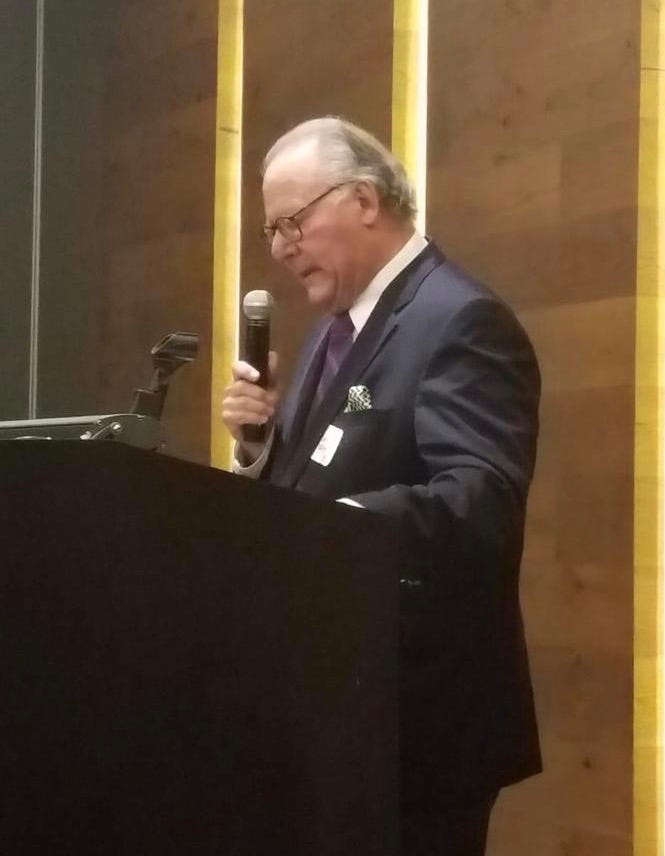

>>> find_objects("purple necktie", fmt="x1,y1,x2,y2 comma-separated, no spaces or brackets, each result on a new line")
311,311,355,414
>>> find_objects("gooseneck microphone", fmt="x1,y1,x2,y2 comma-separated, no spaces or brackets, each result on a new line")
242,290,274,443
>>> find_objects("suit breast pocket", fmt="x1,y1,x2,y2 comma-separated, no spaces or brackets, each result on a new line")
335,407,392,445
300,409,396,498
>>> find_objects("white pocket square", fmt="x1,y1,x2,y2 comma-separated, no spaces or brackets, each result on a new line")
343,385,372,413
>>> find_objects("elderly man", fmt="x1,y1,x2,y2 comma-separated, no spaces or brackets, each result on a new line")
222,117,541,856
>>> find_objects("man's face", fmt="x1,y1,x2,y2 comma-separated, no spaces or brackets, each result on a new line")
262,146,370,313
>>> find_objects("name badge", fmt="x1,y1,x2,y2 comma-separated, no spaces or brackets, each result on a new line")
310,424,343,467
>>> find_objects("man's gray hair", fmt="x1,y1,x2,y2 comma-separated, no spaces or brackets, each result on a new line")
263,117,417,221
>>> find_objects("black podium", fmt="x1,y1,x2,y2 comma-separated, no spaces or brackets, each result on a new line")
0,442,399,855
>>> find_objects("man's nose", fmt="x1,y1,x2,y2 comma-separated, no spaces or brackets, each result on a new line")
270,232,297,263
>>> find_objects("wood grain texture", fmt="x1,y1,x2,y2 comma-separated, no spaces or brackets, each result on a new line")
428,1,641,852
241,0,394,392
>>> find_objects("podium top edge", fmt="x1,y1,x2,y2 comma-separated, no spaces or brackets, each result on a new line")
0,414,148,428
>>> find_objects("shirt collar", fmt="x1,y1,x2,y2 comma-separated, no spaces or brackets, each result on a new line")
348,231,429,335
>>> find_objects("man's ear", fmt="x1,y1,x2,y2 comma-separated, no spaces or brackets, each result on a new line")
354,181,381,225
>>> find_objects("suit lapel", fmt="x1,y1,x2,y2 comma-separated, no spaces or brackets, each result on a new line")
268,319,329,485
278,320,329,445
271,242,445,489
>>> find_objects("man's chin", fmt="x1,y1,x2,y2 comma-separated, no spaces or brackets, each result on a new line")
303,279,335,310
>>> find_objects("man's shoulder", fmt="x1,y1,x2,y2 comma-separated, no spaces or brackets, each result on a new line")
408,244,505,316
401,244,534,351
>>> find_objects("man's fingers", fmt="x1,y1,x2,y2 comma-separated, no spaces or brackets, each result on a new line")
222,356,280,440
221,383,275,438
224,393,274,419
231,356,279,393
267,351,279,387
232,360,261,383
224,378,268,401
221,398,273,439
222,406,271,426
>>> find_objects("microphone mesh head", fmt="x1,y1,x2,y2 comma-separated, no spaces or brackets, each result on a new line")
243,290,274,322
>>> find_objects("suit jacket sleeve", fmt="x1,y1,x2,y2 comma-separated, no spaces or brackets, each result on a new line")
349,297,540,569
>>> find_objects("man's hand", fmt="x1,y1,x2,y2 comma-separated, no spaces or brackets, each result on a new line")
222,352,279,443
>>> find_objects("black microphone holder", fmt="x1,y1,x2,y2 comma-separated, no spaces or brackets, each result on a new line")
0,332,199,451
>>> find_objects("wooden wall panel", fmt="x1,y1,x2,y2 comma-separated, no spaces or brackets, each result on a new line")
428,1,640,853
38,0,217,463
98,1,217,464
241,0,394,387
428,1,638,310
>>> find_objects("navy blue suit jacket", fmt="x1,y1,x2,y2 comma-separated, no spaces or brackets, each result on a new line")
267,242,542,805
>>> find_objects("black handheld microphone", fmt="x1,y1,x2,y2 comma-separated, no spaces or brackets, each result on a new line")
242,289,274,443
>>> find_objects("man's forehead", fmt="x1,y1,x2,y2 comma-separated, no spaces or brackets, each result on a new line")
263,141,326,192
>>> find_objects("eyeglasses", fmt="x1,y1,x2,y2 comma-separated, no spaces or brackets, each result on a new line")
261,183,347,245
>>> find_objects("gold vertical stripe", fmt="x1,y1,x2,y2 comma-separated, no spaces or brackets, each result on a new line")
211,0,243,470
392,0,428,232
635,0,664,853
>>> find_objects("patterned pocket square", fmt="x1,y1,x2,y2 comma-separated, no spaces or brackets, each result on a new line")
343,385,372,413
